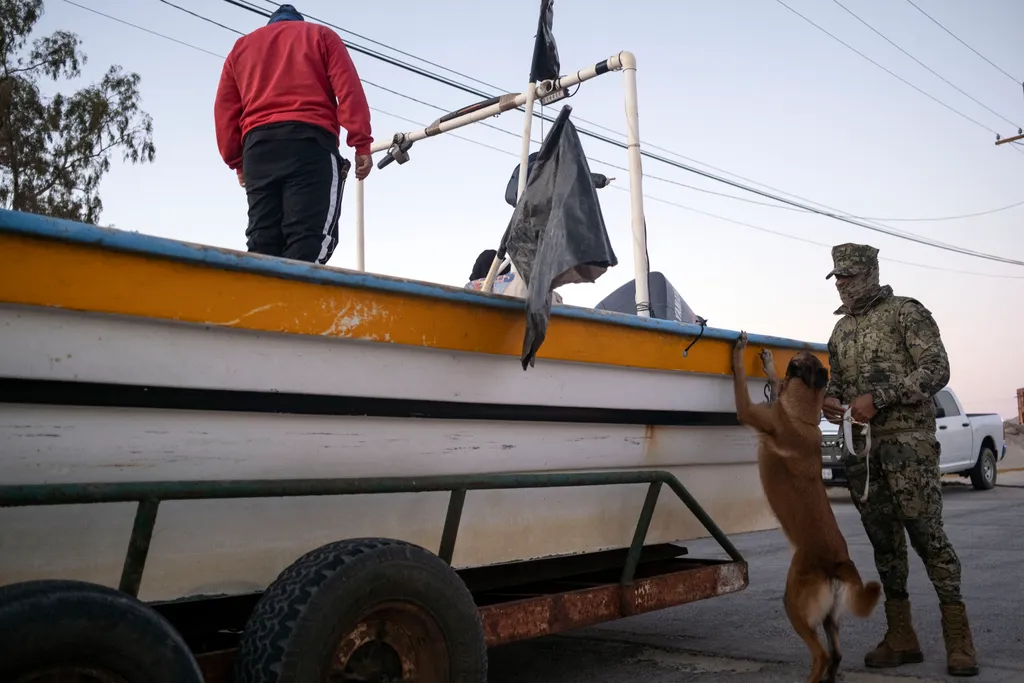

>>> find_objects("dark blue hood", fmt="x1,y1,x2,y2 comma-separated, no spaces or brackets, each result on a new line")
267,4,304,24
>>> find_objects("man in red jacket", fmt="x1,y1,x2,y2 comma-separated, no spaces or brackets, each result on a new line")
214,4,373,264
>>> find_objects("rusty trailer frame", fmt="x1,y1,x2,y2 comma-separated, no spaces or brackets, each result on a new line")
0,469,749,680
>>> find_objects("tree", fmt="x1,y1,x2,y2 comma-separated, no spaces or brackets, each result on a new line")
0,0,154,224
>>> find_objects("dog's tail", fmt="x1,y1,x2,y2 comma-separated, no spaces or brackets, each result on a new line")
835,560,882,618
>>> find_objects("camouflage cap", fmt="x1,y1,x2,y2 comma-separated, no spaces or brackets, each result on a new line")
826,242,879,279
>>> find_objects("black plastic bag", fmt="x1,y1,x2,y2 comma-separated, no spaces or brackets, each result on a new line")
499,105,618,369
530,0,560,83
505,151,611,208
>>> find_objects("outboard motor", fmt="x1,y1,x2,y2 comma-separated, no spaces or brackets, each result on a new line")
595,271,699,323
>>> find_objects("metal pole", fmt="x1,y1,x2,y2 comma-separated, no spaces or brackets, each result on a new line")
354,179,365,272
368,56,623,156
118,498,160,597
438,488,467,565
362,54,625,292
481,81,538,294
621,481,662,585
620,51,651,318
516,82,537,203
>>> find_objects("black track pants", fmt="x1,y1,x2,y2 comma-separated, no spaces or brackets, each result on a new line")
242,138,350,264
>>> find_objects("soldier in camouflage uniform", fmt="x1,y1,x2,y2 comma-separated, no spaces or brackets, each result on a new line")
822,243,978,677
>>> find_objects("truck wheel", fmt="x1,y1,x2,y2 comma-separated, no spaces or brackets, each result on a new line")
0,580,203,683
235,538,487,683
970,446,997,490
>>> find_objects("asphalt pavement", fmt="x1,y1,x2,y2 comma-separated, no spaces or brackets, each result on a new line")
487,472,1024,683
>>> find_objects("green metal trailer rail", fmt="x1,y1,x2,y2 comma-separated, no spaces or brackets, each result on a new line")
0,469,744,597
0,469,748,683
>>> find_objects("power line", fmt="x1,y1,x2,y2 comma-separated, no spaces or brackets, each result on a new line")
371,117,1024,280
860,199,1024,222
369,75,1024,222
214,0,1024,239
594,123,1024,223
98,1,506,157
53,1,1024,281
155,0,242,36
247,0,502,93
904,0,1021,84
208,0,1024,266
773,0,1000,135
630,185,1024,278
63,0,222,58
243,0,655,150
162,0,519,101
117,0,1024,268
242,0,851,214
829,0,1020,129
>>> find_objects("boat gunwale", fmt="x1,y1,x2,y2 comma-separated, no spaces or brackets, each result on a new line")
0,209,826,352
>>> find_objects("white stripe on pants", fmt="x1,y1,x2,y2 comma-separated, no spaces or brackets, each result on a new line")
316,154,344,265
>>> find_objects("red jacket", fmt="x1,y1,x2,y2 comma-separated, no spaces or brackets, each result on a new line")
214,21,373,170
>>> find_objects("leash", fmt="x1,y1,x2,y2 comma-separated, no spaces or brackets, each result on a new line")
842,406,872,503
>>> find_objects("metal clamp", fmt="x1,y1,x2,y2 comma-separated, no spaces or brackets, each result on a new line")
377,133,415,170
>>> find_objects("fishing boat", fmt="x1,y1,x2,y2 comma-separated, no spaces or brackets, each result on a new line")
0,47,827,604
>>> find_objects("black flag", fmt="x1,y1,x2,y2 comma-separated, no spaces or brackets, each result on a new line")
499,105,618,370
529,0,560,83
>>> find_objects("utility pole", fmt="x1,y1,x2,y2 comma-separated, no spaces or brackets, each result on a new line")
995,129,1024,146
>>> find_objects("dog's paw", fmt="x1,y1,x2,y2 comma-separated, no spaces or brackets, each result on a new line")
759,348,776,374
732,332,748,374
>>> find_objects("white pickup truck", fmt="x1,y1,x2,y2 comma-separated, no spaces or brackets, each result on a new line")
821,386,1007,490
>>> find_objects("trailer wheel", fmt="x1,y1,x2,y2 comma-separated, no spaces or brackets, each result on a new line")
235,538,486,683
0,580,202,683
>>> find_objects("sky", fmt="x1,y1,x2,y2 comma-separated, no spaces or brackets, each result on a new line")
28,0,1024,419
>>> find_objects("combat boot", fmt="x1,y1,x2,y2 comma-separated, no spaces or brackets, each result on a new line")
864,598,924,668
940,602,979,676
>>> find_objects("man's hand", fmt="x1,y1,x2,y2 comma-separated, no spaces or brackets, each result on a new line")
354,154,372,181
822,397,845,425
236,169,245,188
849,393,877,423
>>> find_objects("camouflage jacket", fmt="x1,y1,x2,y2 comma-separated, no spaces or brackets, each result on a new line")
825,285,950,434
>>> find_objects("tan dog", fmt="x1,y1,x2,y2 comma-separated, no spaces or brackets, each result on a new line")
732,332,881,683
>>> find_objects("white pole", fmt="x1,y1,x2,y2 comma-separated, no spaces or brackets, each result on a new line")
362,53,627,288
481,81,537,293
368,55,622,156
620,51,650,318
355,179,365,272
516,82,537,203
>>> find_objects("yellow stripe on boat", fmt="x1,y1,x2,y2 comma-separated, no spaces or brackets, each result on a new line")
0,230,824,377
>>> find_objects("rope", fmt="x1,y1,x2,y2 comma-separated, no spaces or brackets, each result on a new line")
681,317,707,357
842,406,872,502
760,349,777,403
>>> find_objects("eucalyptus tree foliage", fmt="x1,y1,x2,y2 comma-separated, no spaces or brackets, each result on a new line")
0,0,155,224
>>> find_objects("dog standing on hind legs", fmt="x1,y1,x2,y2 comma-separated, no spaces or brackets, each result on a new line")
732,332,882,683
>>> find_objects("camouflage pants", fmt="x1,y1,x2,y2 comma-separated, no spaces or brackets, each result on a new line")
843,432,962,604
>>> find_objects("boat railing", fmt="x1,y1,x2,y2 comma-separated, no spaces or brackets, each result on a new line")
0,468,742,599
357,51,651,316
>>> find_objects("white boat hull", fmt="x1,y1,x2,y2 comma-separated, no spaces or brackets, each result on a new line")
0,305,775,602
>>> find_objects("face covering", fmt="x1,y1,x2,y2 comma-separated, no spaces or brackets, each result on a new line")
836,265,880,311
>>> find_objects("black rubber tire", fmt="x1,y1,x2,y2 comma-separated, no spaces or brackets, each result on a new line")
970,446,997,490
234,537,487,683
0,579,203,683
